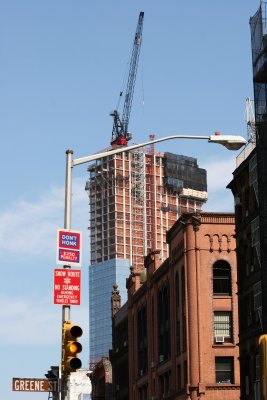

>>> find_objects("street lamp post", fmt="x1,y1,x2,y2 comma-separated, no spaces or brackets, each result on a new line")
61,132,246,399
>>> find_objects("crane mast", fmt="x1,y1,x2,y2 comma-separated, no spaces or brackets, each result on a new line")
110,11,144,147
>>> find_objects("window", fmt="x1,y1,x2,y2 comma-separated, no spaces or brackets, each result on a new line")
137,304,148,376
253,281,262,322
181,267,187,352
183,360,188,387
215,357,234,384
214,311,232,343
158,284,170,362
176,320,181,354
159,371,171,398
138,385,147,400
175,272,180,307
177,364,181,391
213,261,231,296
175,272,181,355
159,375,164,398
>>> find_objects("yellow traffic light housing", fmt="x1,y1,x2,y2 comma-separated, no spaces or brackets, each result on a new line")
259,334,267,400
62,320,83,376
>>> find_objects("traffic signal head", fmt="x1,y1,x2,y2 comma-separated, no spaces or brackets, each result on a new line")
45,365,59,380
62,321,83,376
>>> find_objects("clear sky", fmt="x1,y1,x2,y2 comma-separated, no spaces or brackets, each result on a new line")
0,0,258,398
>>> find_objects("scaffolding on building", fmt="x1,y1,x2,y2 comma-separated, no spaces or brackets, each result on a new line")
130,148,146,267
146,134,156,252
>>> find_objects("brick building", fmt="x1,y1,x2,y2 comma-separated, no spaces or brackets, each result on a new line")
126,212,240,400
90,357,113,400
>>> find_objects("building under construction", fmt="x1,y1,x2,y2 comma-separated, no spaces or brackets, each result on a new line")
86,145,208,364
86,10,208,366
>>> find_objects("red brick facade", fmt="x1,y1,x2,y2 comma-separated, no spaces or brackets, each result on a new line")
127,212,240,400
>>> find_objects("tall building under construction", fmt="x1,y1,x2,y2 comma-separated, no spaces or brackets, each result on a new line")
86,145,208,364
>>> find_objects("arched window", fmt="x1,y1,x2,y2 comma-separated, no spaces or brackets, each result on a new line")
213,260,232,296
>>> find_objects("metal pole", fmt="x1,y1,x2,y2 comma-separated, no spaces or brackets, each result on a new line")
64,149,73,231
61,149,73,400
63,149,73,323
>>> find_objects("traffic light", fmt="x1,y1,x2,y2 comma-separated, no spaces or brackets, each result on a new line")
62,320,83,376
259,334,267,400
45,366,59,400
45,365,59,380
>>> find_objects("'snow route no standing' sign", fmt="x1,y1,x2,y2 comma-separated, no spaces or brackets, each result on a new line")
54,268,81,305
56,229,82,267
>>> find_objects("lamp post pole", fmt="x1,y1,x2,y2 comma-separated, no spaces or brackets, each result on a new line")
60,132,246,399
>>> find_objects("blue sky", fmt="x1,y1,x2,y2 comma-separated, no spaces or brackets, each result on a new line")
0,1,258,398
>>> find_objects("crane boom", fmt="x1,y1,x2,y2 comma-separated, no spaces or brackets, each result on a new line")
110,11,144,146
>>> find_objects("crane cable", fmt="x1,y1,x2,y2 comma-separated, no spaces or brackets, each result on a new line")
115,52,131,112
116,26,145,116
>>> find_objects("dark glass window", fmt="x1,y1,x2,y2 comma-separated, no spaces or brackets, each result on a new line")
175,272,179,307
158,284,170,362
159,371,171,398
183,360,188,387
181,267,187,351
175,272,181,355
137,304,148,376
176,320,181,354
215,357,234,384
213,261,232,296
138,385,147,400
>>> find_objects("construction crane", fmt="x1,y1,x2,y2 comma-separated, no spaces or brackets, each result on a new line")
110,11,144,147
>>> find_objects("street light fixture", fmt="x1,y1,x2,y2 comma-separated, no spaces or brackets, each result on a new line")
208,133,247,150
60,132,246,397
71,133,246,167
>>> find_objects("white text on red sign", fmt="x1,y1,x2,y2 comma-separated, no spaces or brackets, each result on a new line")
54,269,81,305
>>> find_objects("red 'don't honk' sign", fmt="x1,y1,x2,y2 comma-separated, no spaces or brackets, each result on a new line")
56,229,82,266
